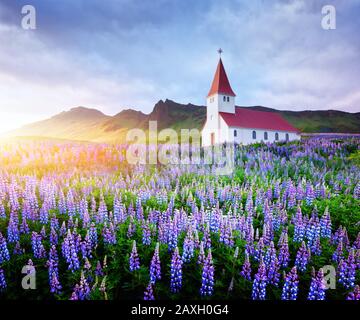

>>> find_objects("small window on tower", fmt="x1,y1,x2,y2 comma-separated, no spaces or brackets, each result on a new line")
286,133,289,141
234,129,237,137
252,131,256,139
264,132,268,140
275,132,279,141
227,97,230,102
223,96,226,102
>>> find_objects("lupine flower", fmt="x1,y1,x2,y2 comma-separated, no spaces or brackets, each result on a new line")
197,241,206,265
308,268,326,300
240,252,252,281
200,249,215,296
150,243,161,284
170,247,182,293
278,233,290,268
267,257,280,286
347,285,360,300
182,230,195,263
338,249,356,289
95,260,104,277
61,230,80,272
281,267,299,300
142,221,151,246
252,257,267,300
129,240,140,271
320,207,332,239
0,268,6,291
0,233,10,264
295,241,310,272
31,232,46,259
144,282,155,300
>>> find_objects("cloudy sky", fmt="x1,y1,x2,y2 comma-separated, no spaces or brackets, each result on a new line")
0,0,359,133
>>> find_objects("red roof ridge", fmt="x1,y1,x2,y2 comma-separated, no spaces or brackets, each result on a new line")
219,107,299,132
207,58,236,97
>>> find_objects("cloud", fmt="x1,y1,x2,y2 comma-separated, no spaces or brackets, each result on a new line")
0,0,359,133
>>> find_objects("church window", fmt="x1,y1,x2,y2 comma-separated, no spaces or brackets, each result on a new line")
252,131,256,139
227,97,230,102
275,132,279,141
223,96,226,102
264,132,268,140
286,133,289,141
234,129,237,137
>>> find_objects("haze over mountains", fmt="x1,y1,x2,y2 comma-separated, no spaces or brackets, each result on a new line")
5,99,360,143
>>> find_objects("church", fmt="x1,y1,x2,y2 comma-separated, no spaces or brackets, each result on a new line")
201,56,300,146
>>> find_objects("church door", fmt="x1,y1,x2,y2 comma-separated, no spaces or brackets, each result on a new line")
211,133,215,146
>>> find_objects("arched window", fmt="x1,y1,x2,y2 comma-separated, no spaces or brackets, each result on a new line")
286,133,289,141
227,96,230,102
275,132,279,141
264,132,268,140
223,96,226,102
234,129,237,137
252,130,256,139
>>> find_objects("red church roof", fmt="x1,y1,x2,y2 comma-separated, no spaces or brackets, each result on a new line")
207,58,236,97
219,107,299,132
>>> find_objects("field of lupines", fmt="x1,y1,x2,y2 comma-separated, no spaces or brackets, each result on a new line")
0,138,359,300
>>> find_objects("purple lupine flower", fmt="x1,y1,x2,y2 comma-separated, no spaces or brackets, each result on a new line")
281,267,299,300
347,285,360,300
20,218,29,234
150,243,161,284
103,222,117,245
311,236,322,256
144,282,155,300
182,230,195,263
81,231,93,259
240,252,252,281
31,232,46,259
170,247,183,293
71,272,90,300
305,182,315,205
267,257,280,286
142,221,151,246
252,257,267,300
338,249,356,290
308,268,326,300
197,241,206,265
278,232,290,268
202,224,211,249
49,272,62,294
332,241,343,263
61,230,80,272
200,249,215,296
0,268,6,291
89,223,98,247
129,240,140,272
13,241,23,255
293,207,305,243
0,232,10,264
95,260,104,277
50,227,58,246
264,241,277,267
7,218,20,243
320,207,332,239
254,238,265,262
295,241,310,272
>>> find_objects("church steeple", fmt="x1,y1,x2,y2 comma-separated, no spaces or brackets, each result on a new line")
207,57,236,98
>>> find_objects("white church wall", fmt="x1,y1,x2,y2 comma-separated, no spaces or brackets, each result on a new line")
229,127,300,145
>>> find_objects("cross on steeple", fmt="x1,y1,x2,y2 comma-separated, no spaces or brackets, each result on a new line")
217,48,223,56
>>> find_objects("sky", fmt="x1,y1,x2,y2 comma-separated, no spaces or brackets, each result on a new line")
0,0,359,133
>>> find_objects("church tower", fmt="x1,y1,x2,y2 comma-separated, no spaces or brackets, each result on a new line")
206,55,236,119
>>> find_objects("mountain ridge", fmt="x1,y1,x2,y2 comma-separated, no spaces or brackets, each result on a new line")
5,100,360,142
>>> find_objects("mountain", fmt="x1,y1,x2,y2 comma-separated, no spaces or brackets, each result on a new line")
5,100,360,142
